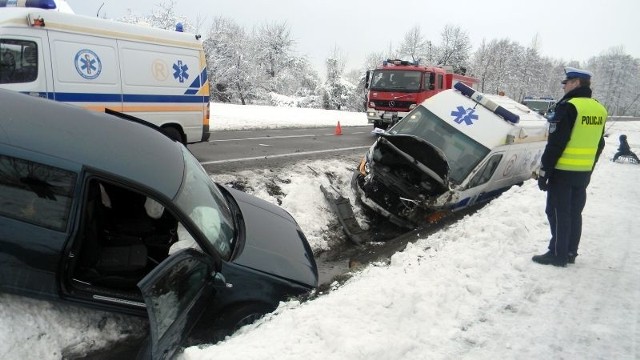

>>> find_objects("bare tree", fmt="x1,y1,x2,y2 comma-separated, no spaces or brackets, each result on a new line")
204,17,257,104
397,25,431,63
323,46,349,110
588,47,640,116
253,22,295,79
118,1,190,31
436,24,472,73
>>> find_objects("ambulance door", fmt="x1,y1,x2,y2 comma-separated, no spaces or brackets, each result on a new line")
117,39,204,143
46,31,122,112
0,31,52,99
463,153,504,206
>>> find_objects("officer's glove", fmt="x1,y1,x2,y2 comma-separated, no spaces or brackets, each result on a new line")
537,170,549,191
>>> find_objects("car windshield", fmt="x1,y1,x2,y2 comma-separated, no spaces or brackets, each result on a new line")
370,70,422,91
388,106,490,184
174,146,234,259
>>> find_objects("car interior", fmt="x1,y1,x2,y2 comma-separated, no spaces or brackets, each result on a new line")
69,179,180,299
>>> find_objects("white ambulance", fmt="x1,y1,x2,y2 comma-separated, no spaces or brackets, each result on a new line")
352,82,549,228
0,1,210,143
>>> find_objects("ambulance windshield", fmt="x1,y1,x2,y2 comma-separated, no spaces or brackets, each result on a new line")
389,107,490,183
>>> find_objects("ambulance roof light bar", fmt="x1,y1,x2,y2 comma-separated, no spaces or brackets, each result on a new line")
454,82,520,124
0,0,57,10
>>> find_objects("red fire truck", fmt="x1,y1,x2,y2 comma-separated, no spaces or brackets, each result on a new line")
365,59,479,129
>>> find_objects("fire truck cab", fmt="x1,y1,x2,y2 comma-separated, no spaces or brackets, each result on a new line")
365,59,478,130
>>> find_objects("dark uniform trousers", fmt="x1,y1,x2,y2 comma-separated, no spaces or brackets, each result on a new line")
545,170,591,259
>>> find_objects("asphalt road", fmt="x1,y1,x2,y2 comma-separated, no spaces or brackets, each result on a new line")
188,125,376,174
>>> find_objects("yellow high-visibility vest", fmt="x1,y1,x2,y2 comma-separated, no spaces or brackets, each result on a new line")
555,98,607,171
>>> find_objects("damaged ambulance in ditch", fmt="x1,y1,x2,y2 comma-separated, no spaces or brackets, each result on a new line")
352,82,549,229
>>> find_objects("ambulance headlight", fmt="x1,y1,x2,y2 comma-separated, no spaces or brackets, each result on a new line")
409,104,417,109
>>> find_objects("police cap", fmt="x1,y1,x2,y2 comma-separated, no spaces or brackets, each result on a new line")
564,67,592,81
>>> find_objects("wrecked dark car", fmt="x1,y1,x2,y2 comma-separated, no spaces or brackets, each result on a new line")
0,89,318,359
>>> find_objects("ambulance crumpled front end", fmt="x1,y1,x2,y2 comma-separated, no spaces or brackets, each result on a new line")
352,134,452,228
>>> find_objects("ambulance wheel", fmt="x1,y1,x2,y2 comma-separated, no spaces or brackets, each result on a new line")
162,126,184,144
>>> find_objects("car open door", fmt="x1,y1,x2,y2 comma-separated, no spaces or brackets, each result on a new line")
138,248,217,360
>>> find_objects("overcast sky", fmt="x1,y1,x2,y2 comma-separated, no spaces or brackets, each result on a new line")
65,0,640,73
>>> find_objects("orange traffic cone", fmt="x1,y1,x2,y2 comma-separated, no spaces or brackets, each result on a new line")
335,121,342,135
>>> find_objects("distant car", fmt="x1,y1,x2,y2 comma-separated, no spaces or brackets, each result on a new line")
0,89,318,359
521,97,556,116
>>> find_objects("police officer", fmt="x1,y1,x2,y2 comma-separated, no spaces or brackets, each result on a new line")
533,67,607,267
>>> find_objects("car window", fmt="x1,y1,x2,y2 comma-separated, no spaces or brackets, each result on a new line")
467,154,503,188
146,255,210,340
0,39,38,84
138,250,214,360
0,155,76,231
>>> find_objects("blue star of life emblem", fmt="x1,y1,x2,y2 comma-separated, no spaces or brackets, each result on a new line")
451,106,479,125
173,60,189,83
74,49,102,80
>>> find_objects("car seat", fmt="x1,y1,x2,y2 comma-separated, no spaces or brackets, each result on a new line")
76,182,149,289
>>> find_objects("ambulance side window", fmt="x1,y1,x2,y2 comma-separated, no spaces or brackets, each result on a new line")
467,154,502,188
0,39,38,84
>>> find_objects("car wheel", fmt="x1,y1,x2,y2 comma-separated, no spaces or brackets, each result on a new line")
162,126,183,144
209,303,274,343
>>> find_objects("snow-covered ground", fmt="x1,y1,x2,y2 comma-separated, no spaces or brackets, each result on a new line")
1,102,639,360
209,102,369,131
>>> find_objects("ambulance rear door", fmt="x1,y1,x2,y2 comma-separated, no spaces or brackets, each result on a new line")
46,30,123,112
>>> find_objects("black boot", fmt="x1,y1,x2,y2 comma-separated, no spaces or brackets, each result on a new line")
532,251,567,267
567,253,577,264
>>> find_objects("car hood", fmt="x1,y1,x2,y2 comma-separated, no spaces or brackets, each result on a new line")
225,187,318,288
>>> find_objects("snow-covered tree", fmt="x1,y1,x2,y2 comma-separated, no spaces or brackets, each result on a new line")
585,47,640,116
435,24,472,74
118,1,190,32
112,4,640,116
397,25,433,64
203,17,258,104
469,38,523,96
253,22,295,80
323,49,351,110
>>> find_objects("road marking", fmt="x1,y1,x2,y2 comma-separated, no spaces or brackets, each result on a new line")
209,130,374,143
210,134,317,142
200,146,370,165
